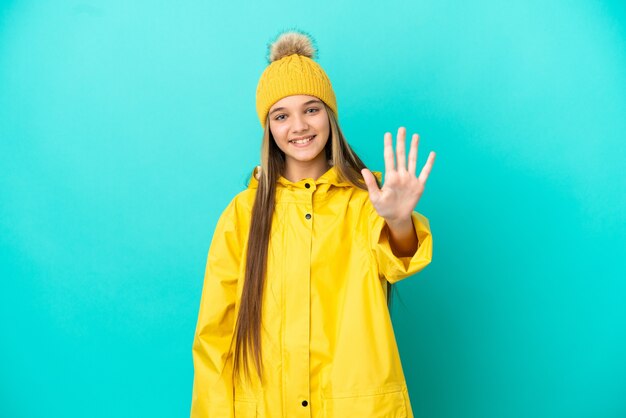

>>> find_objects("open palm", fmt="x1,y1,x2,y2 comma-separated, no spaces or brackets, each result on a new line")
361,127,436,223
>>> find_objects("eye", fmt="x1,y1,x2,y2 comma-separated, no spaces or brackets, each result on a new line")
306,107,319,114
274,114,286,121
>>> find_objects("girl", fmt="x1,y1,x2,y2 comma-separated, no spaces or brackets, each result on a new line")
191,29,436,418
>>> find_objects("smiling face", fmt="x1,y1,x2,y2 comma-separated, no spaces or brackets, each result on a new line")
268,94,331,174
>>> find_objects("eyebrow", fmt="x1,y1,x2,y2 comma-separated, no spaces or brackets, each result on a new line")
269,99,322,115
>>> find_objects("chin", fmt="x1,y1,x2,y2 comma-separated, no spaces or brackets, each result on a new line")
287,152,325,163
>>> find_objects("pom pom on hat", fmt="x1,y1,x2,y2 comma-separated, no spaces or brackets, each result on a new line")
267,30,317,63
256,29,338,129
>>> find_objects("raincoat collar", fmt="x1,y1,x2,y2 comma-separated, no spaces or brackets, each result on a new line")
246,165,382,190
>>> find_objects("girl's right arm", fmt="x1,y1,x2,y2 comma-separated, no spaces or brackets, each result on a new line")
190,198,242,418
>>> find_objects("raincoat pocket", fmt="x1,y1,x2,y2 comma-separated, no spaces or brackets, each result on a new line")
322,387,407,418
234,399,257,417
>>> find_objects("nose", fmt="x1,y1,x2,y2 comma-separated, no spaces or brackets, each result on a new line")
291,113,309,133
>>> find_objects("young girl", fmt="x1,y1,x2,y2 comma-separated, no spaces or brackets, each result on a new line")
191,30,435,418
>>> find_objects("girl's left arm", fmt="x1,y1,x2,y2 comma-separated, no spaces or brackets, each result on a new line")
361,126,436,254
385,216,419,258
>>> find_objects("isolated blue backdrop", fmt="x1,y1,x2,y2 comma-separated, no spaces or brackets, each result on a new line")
1,1,625,417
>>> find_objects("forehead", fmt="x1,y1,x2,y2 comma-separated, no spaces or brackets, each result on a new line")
270,94,321,110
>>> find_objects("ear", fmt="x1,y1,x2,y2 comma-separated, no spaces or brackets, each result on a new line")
255,165,262,180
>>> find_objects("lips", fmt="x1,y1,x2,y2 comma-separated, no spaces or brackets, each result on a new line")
289,135,316,144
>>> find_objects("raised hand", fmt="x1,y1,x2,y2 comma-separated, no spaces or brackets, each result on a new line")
361,127,435,224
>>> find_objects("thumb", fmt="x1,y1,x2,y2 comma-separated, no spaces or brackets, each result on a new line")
361,168,381,201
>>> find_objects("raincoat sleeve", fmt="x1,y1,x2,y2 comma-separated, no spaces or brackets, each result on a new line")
191,197,242,417
369,206,433,284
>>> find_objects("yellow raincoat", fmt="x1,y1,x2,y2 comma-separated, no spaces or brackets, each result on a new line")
191,165,433,418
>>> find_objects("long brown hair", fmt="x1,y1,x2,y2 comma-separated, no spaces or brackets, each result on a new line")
232,103,395,383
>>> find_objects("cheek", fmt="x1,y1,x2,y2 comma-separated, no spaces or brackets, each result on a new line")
270,124,289,141
316,121,330,142
269,126,289,152
316,116,330,134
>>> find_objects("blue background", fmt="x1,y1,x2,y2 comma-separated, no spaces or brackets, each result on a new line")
1,1,625,417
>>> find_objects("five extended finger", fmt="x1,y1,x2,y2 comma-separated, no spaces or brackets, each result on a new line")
384,132,394,173
396,127,406,171
361,168,382,201
418,151,436,185
408,133,418,175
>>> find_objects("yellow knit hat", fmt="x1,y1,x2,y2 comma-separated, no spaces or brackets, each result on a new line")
256,30,338,129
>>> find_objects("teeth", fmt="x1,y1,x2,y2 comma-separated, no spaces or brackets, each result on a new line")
291,135,314,144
